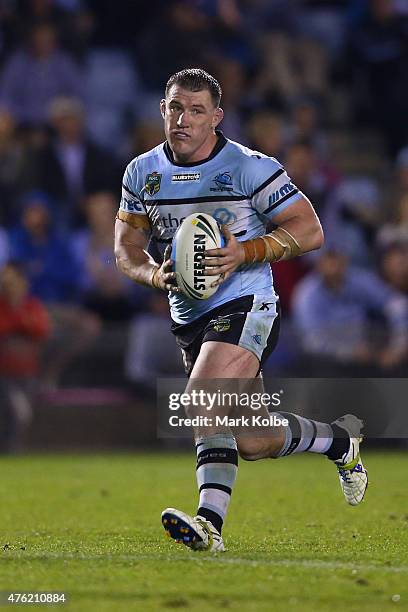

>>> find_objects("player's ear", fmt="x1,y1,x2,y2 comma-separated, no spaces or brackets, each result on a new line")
160,99,166,118
212,107,224,129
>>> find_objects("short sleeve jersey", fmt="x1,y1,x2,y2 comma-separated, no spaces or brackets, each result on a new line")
118,132,303,324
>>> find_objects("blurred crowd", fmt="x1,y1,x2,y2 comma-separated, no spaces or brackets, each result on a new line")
0,0,408,442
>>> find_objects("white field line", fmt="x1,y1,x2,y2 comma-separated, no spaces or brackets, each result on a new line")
2,552,407,574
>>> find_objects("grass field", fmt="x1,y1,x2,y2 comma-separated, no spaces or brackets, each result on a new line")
0,451,407,611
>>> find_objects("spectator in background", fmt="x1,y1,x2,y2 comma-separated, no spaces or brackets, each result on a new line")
292,246,408,375
0,261,50,378
377,192,408,250
380,241,408,296
349,0,408,155
0,261,50,451
24,96,120,226
0,224,8,267
285,140,339,215
8,190,100,388
394,146,408,201
125,292,184,391
213,56,249,143
323,177,381,268
271,256,308,316
8,190,79,302
84,47,141,153
17,0,93,60
247,111,285,159
73,191,144,321
0,108,28,225
253,28,329,109
136,1,214,91
285,98,328,158
0,21,83,126
122,120,163,162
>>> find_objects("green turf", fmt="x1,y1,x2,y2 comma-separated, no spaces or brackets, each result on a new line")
0,451,407,611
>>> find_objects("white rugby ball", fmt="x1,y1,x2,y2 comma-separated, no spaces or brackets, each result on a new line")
171,213,225,300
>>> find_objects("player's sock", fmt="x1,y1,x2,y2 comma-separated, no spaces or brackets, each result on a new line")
273,412,350,459
195,434,238,534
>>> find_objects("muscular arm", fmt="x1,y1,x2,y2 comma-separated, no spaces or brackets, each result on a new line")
266,195,324,257
114,218,157,286
114,217,178,292
243,195,324,263
204,196,324,285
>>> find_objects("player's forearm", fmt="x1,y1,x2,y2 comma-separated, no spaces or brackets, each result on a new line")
115,243,158,287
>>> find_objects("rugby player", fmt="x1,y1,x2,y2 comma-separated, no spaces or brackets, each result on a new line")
114,69,368,552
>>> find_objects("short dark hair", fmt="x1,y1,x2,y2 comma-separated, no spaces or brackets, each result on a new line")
165,68,222,107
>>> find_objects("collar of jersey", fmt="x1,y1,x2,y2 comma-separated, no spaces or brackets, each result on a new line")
163,130,227,167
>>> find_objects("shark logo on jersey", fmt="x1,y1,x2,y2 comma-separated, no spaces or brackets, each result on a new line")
145,172,162,196
211,171,233,192
213,207,237,225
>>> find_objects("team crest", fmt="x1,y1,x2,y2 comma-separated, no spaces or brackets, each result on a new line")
145,172,162,196
211,171,233,192
212,317,231,332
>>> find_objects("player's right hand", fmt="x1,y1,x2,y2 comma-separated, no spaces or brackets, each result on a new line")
151,245,181,293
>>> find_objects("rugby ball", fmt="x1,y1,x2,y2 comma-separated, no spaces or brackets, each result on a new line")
171,213,225,300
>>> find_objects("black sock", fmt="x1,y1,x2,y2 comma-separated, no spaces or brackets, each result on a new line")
197,507,223,534
324,423,350,461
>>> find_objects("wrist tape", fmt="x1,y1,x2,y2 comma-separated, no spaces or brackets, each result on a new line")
242,227,301,263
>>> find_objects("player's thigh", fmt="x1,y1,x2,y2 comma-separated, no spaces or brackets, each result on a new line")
189,340,259,379
174,296,280,440
184,341,258,437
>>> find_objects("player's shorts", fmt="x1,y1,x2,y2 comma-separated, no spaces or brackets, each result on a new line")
171,294,280,377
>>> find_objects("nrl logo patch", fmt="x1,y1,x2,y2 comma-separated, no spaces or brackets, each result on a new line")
145,171,162,196
212,317,231,332
172,172,201,182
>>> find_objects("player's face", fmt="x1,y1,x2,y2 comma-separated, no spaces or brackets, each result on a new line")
161,86,223,163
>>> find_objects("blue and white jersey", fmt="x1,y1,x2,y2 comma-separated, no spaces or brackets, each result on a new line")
118,132,303,324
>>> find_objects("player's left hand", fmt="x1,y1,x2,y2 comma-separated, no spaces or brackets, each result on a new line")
152,245,181,293
203,225,245,287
